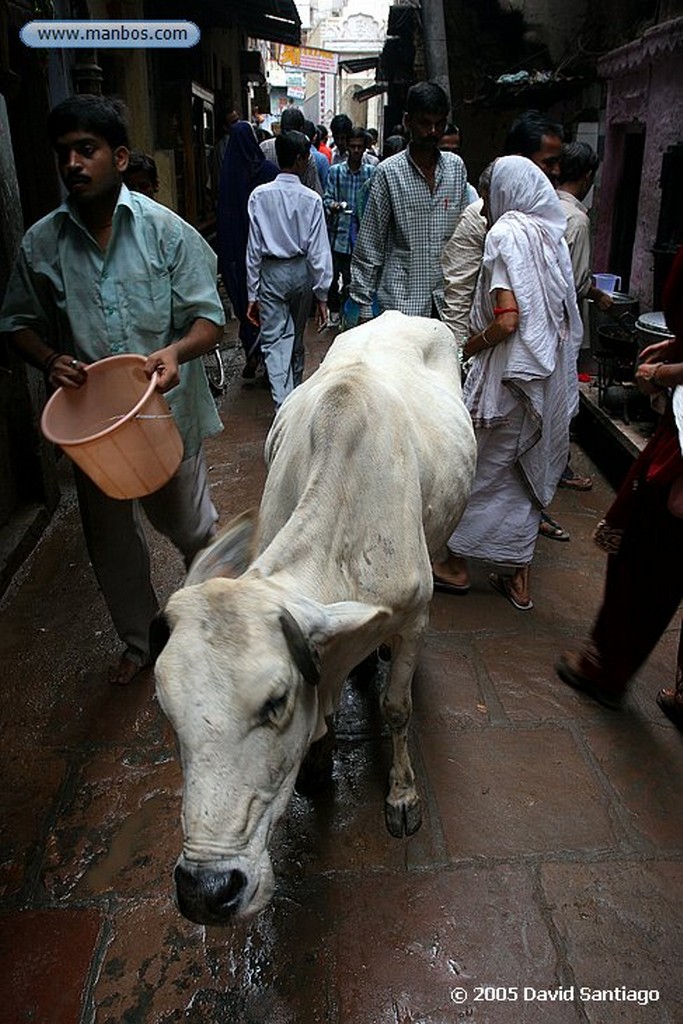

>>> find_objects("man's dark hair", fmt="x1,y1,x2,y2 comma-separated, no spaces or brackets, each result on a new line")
330,113,352,140
503,110,563,156
317,123,328,140
443,122,460,138
558,141,599,184
405,81,449,117
382,135,405,159
303,119,317,143
367,127,378,143
275,130,310,168
280,106,305,133
349,126,368,145
125,150,158,187
47,94,130,149
478,160,496,194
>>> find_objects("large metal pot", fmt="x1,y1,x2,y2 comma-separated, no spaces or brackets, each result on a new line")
589,291,640,355
594,319,640,422
635,311,674,351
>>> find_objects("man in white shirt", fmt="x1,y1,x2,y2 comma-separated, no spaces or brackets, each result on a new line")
246,131,332,411
557,142,613,314
556,141,613,492
260,106,323,196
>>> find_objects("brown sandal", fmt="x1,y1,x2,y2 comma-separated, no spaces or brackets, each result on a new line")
656,688,683,729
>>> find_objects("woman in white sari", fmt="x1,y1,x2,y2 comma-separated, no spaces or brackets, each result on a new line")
433,155,583,609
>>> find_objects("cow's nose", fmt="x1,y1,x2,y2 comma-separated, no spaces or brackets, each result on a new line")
174,863,248,924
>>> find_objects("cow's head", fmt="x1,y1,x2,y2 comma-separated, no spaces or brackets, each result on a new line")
153,511,389,923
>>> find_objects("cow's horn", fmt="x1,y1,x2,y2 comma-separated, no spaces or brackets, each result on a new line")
279,609,321,687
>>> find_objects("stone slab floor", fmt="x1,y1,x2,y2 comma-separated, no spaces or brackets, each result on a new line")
1,323,681,1024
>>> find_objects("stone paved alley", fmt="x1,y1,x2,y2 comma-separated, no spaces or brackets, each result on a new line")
1,321,682,1024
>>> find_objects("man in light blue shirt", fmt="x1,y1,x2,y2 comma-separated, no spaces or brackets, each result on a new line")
0,94,225,686
305,119,329,192
323,126,376,326
246,131,332,411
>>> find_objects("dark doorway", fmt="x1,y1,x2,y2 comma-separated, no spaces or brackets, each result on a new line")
653,141,683,308
609,128,645,293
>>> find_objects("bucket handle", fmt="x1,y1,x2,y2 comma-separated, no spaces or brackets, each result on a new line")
95,369,170,427
99,411,175,425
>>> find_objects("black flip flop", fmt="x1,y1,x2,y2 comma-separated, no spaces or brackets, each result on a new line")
539,512,570,542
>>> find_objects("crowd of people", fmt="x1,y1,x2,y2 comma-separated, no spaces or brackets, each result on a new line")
1,86,681,731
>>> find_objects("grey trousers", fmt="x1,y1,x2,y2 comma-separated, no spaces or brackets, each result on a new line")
258,255,312,409
74,450,217,664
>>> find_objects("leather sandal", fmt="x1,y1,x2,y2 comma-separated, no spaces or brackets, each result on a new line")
656,688,683,729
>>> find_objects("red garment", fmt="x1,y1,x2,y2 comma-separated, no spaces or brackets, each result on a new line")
318,143,333,164
663,243,683,342
577,243,683,695
601,243,683,533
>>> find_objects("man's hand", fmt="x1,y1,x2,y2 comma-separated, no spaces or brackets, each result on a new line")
640,338,676,364
47,354,88,389
145,345,180,392
635,361,664,396
586,285,613,311
246,301,260,328
595,289,613,312
144,318,222,391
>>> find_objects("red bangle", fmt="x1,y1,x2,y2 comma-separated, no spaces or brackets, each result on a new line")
494,306,519,316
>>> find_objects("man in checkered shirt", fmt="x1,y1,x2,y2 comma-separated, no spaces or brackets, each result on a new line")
350,81,469,322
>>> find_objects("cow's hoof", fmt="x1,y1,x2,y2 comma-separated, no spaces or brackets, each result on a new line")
295,725,335,796
385,798,422,838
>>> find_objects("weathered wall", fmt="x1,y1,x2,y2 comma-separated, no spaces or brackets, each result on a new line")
594,17,683,309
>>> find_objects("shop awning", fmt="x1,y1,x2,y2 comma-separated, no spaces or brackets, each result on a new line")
353,82,388,102
339,56,380,74
206,0,301,46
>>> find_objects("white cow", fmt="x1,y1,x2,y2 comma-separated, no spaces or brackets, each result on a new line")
154,312,476,923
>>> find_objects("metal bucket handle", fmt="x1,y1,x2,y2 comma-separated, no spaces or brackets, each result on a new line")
615,311,638,335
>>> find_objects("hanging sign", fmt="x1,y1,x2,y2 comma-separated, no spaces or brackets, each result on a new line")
278,45,338,74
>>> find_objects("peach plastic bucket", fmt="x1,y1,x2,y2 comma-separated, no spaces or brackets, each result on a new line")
41,354,183,499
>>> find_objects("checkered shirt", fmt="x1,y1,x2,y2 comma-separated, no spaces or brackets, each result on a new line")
350,149,469,318
323,161,376,254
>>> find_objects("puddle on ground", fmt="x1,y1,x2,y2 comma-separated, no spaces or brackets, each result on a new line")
83,792,171,893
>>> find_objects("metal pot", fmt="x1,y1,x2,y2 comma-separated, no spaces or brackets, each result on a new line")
589,291,640,355
635,311,674,351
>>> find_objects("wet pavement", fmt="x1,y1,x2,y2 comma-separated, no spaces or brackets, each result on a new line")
1,321,682,1024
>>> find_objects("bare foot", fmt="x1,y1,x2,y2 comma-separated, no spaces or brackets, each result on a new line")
108,653,149,687
508,566,531,607
432,554,470,590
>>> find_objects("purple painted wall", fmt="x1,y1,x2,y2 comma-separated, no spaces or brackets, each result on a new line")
594,17,683,311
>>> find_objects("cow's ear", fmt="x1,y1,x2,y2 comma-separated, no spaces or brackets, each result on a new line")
293,598,391,646
184,509,258,586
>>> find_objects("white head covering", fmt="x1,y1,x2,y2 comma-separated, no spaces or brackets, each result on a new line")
465,155,584,506
489,154,567,245
480,154,582,375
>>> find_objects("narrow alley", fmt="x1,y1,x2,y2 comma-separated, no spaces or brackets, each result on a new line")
1,320,682,1024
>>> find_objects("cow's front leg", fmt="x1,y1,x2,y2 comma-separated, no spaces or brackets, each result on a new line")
381,630,422,838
